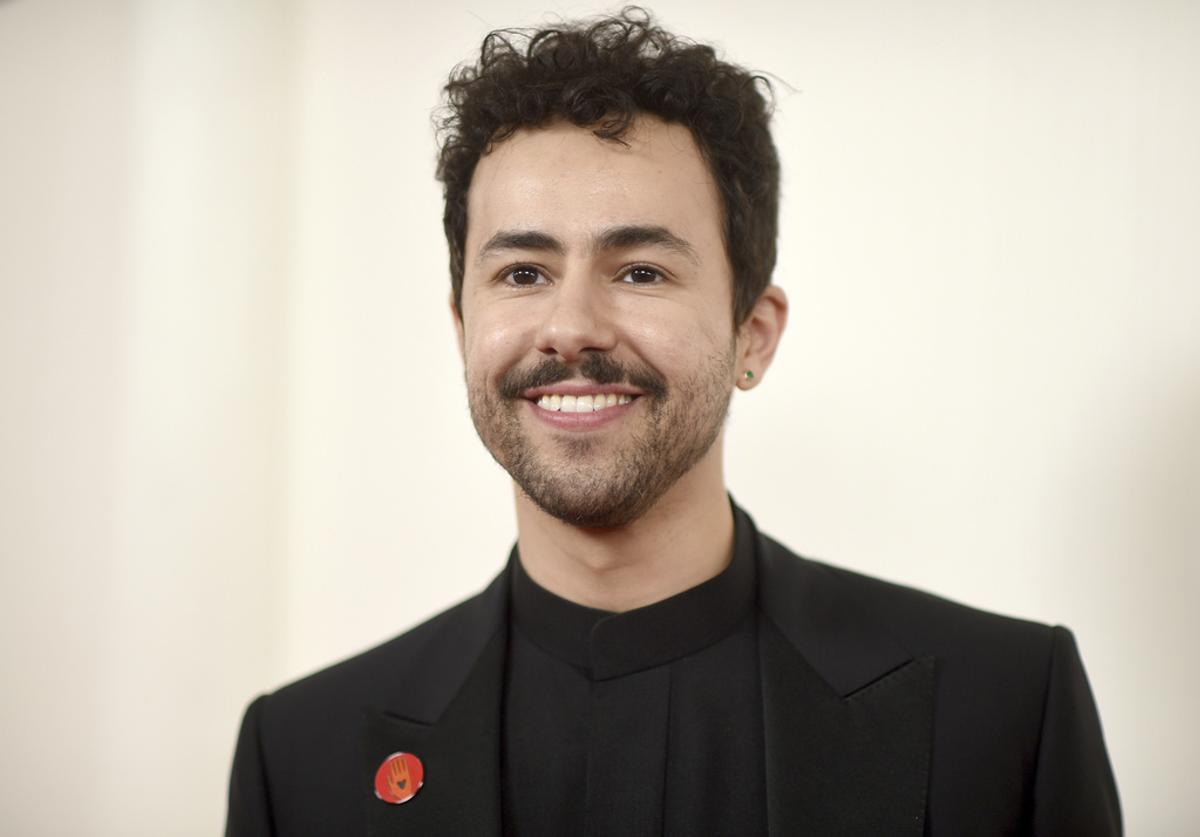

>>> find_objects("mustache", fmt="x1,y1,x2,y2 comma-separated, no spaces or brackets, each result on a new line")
497,353,668,400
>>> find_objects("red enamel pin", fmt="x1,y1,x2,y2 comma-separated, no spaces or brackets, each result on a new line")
374,752,424,805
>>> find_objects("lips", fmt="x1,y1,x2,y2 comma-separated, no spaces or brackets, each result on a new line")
521,379,646,417
522,384,641,431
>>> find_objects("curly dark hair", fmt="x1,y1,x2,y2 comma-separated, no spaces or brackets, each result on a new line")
435,7,779,326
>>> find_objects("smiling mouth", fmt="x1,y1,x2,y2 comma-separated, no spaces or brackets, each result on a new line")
532,393,638,413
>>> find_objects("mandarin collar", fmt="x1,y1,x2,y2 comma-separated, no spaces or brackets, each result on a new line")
508,500,757,681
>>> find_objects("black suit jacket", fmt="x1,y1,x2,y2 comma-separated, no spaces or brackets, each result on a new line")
226,508,1121,835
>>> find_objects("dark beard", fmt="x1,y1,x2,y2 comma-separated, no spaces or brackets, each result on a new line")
468,350,734,529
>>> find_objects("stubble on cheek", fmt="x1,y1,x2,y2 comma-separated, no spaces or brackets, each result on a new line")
465,369,522,472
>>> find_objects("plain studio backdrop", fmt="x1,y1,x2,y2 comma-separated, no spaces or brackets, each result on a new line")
1,0,1197,833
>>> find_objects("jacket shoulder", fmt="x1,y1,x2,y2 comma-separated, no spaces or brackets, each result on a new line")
262,566,508,723
756,536,1120,832
225,570,508,835
761,533,1055,658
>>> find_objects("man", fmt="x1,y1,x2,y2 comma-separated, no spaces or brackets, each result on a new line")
226,10,1120,835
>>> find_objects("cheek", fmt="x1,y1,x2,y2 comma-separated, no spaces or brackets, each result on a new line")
463,311,533,382
618,301,731,374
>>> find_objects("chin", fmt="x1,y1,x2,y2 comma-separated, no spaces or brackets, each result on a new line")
518,481,655,530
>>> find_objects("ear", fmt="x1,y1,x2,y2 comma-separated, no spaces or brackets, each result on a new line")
450,291,465,363
735,284,788,390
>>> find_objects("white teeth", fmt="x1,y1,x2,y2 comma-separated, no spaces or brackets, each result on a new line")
534,393,636,412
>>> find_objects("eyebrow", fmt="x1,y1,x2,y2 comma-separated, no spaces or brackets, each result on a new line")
476,230,565,263
475,224,700,266
595,225,700,265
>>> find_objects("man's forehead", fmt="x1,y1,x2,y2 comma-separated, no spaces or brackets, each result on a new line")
465,116,722,254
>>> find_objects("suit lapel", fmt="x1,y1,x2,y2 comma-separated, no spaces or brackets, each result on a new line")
362,566,510,837
754,524,935,835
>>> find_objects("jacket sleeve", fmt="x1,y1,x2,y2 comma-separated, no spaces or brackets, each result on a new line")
1031,626,1122,835
225,694,276,837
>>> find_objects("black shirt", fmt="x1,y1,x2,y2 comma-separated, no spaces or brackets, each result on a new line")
501,510,767,837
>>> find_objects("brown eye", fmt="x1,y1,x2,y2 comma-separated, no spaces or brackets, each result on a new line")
505,266,545,286
622,266,663,284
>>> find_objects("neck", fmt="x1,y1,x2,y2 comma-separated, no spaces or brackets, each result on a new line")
513,439,734,612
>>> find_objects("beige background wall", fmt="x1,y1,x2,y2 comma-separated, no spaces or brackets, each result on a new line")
1,0,1197,833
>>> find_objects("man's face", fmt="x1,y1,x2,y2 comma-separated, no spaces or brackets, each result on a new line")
456,116,740,529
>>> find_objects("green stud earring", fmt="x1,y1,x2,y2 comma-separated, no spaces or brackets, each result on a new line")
744,370,755,381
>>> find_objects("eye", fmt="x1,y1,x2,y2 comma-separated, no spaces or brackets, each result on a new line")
502,265,547,287
621,265,664,285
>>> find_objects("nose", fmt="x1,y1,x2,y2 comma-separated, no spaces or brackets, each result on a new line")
533,272,617,363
